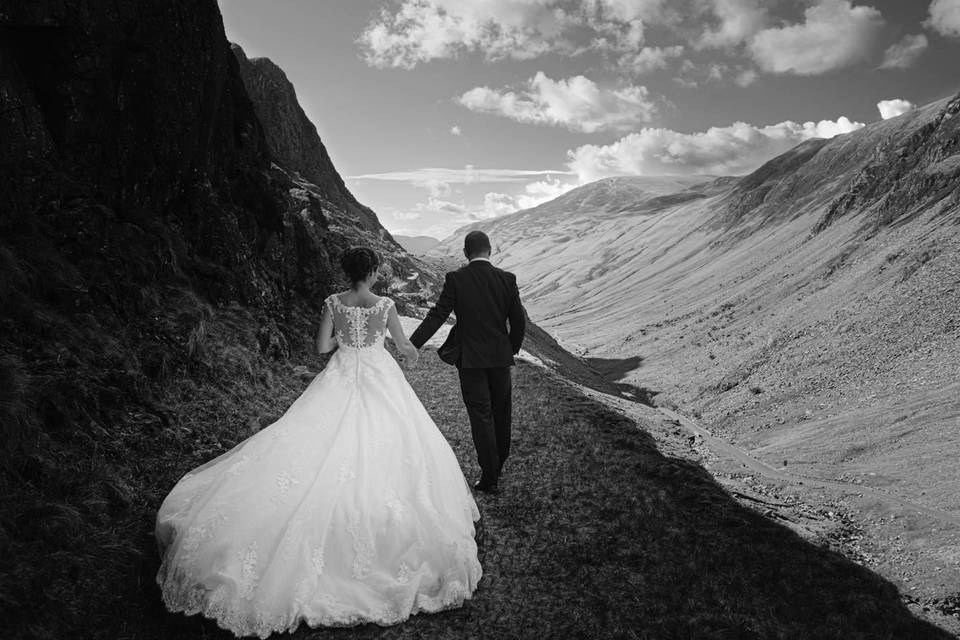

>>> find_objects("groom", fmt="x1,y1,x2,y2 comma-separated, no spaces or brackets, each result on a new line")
410,230,526,494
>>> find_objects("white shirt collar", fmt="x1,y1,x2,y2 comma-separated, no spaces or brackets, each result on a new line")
469,256,491,263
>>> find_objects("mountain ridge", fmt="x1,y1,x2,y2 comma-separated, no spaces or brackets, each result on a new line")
230,43,387,237
429,89,960,619
393,234,441,255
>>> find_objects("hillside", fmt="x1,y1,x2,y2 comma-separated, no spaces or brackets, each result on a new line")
432,92,960,622
230,43,439,300
394,234,441,255
0,1,432,635
1,1,956,637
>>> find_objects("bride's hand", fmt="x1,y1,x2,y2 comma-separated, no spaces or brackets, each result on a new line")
402,344,420,369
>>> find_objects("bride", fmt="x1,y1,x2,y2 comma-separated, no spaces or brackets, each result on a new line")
155,247,482,638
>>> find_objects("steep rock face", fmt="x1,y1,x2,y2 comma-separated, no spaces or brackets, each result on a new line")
0,2,431,635
815,94,960,233
228,44,437,299
0,0,325,310
231,43,385,235
714,95,960,234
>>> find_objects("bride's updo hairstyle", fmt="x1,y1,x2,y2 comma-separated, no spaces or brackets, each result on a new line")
340,246,380,286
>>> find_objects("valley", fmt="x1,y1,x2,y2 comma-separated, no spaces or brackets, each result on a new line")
433,91,960,627
3,0,958,635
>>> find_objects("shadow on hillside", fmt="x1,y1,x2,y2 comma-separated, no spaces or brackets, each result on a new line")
521,322,659,406
585,355,659,405
98,356,952,640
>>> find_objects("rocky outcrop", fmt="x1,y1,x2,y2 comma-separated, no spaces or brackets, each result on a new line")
814,93,960,234
713,93,960,232
231,43,385,235
0,0,326,310
0,2,434,635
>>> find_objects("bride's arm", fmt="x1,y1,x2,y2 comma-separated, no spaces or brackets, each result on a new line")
317,303,338,354
386,304,419,366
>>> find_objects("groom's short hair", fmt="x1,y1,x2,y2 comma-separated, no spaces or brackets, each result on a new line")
464,230,491,258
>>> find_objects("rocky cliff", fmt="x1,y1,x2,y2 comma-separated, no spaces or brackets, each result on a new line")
0,1,430,635
231,43,385,236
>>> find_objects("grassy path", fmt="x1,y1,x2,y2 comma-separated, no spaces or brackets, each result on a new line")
304,352,945,639
139,348,949,640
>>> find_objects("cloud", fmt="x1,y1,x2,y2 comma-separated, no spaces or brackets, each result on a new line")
925,0,960,37
421,178,452,197
748,0,885,75
735,68,758,86
480,176,578,218
516,176,579,209
672,60,758,88
417,197,467,215
617,45,684,74
877,98,916,120
879,34,928,69
358,0,674,68
450,125,462,136
390,210,423,221
390,175,577,240
566,116,864,182
457,72,658,133
482,192,520,218
696,0,769,49
349,167,575,185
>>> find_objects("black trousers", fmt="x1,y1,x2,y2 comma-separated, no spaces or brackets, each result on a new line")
457,366,512,486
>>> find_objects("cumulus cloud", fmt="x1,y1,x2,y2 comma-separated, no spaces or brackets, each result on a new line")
457,72,658,133
617,45,684,74
516,176,579,208
877,98,916,120
879,34,929,69
748,0,885,75
923,0,960,37
697,0,769,49
479,177,578,218
358,0,674,68
566,116,864,182
482,192,519,218
396,175,576,240
450,125,462,136
735,68,758,86
925,0,960,37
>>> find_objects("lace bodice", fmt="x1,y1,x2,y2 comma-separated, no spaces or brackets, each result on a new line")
326,294,393,349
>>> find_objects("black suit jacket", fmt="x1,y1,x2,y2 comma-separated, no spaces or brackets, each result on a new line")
410,260,526,368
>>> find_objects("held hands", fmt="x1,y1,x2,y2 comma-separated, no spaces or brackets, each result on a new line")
398,342,420,369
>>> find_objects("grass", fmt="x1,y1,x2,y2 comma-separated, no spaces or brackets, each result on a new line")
0,220,947,637
32,346,940,640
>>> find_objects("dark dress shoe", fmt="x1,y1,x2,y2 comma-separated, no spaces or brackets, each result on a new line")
472,480,499,494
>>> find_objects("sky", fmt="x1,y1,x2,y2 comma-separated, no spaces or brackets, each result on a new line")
218,0,960,240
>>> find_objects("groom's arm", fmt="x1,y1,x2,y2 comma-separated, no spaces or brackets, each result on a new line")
410,272,456,349
506,275,526,355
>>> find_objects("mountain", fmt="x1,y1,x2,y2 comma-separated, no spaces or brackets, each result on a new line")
432,174,723,257
433,93,960,601
393,234,441,255
0,1,433,635
231,44,383,236
229,43,439,297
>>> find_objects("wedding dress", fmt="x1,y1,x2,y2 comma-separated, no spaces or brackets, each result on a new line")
155,294,482,638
